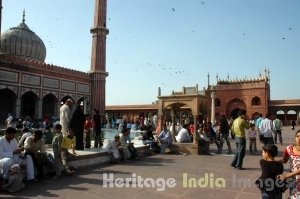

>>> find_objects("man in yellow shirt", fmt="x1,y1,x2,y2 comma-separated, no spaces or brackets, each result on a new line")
61,129,76,175
230,109,249,170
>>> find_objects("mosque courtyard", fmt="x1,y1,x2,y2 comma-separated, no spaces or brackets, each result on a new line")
1,126,297,199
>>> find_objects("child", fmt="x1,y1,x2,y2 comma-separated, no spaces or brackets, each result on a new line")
52,124,63,177
61,128,77,175
84,115,92,149
255,144,284,199
106,135,122,163
248,123,258,155
1,164,25,193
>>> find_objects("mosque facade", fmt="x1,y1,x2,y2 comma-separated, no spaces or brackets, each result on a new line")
106,72,300,126
0,0,108,123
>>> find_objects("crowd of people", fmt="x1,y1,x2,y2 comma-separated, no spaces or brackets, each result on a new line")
2,103,300,198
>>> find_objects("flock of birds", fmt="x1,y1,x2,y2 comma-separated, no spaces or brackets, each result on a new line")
42,1,295,88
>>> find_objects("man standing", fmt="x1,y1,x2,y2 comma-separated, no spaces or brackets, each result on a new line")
219,114,232,154
60,99,73,136
273,116,283,145
261,114,274,145
6,113,13,127
92,109,102,148
231,110,249,170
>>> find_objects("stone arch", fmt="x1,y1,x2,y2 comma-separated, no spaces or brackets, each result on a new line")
163,102,189,123
226,98,247,119
252,96,261,106
0,88,17,122
276,110,285,114
21,91,38,119
163,102,191,124
275,110,285,121
60,96,74,105
60,95,75,113
287,110,297,121
77,97,85,106
42,93,58,119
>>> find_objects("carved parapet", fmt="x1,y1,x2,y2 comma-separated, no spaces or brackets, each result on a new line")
0,54,89,79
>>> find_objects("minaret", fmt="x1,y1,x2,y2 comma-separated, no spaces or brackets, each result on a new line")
90,0,109,115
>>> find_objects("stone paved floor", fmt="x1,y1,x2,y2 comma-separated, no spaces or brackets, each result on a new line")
1,126,299,199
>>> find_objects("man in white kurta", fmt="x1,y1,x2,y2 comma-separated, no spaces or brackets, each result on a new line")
60,99,73,136
175,124,192,143
106,135,121,159
0,127,35,181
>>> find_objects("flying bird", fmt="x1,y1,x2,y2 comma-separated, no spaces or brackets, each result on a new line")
282,37,286,40
172,8,175,12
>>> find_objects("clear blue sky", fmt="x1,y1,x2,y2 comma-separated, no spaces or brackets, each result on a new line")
3,0,300,105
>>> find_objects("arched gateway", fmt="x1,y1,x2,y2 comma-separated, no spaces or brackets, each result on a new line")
157,85,208,136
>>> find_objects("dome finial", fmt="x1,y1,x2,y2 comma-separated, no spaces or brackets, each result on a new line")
22,9,25,23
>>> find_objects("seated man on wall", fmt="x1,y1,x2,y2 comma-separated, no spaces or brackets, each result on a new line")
0,127,36,184
120,128,137,160
195,124,210,155
175,123,192,143
142,125,158,151
106,135,122,163
158,124,173,154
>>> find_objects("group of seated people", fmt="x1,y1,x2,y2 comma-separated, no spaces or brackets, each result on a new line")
0,127,40,192
105,127,138,163
0,124,78,193
106,122,196,160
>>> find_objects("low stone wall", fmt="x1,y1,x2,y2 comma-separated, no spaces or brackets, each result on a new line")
169,143,199,155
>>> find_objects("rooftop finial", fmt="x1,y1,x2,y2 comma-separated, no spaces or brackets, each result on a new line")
22,9,25,23
207,72,210,89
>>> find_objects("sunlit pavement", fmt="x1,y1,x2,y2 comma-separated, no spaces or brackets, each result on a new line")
2,126,298,199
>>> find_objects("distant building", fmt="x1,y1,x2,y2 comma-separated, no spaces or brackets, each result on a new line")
106,72,300,126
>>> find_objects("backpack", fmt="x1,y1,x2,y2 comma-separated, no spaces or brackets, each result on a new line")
274,119,282,130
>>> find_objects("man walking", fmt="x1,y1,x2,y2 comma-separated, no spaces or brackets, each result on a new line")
261,114,274,145
230,110,249,170
273,116,283,145
219,114,232,154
